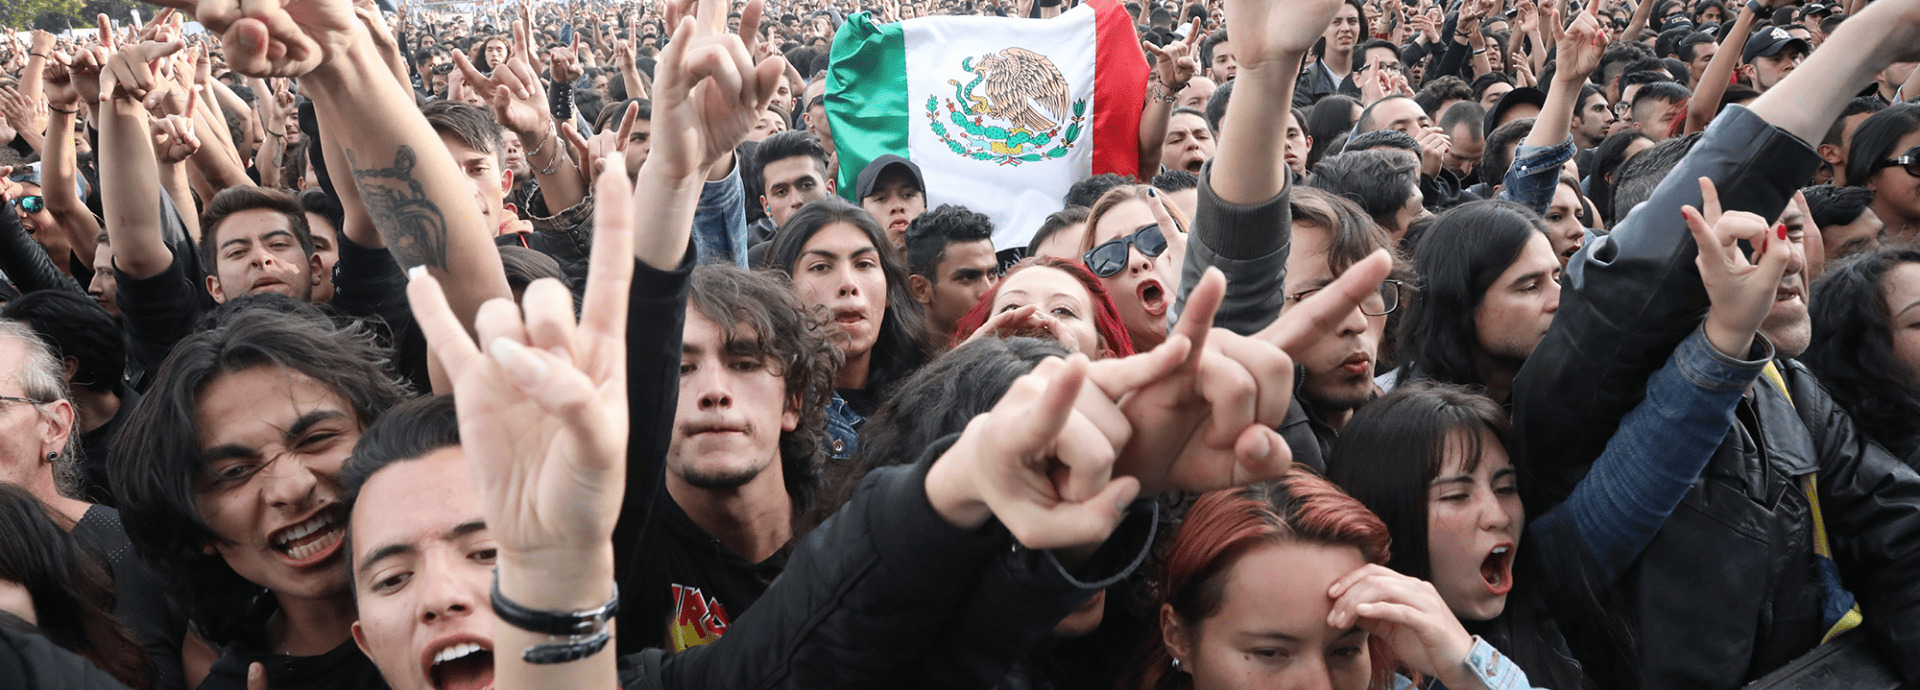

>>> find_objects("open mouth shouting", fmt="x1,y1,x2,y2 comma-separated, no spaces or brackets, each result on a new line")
269,505,346,566
422,639,494,690
1137,278,1168,317
1480,544,1514,596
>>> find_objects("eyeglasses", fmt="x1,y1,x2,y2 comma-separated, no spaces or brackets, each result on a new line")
0,394,50,407
1285,279,1404,316
1083,224,1168,278
1877,148,1920,178
8,195,44,215
1363,62,1406,74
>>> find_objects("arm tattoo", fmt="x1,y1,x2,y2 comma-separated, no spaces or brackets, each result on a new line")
345,145,450,270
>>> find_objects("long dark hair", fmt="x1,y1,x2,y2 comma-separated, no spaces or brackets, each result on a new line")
0,485,153,690
1327,382,1618,690
1586,129,1651,227
1803,247,1920,459
1844,104,1920,191
111,300,409,646
799,337,1067,537
1396,200,1548,390
1305,95,1363,169
769,196,931,396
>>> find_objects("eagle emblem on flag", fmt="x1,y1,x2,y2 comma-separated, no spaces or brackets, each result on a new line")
928,47,1088,166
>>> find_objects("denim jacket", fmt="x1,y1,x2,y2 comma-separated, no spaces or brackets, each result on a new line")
1530,325,1772,591
693,164,751,268
1393,637,1546,690
825,392,862,461
1497,136,1577,216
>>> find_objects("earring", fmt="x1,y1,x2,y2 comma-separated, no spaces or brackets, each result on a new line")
47,452,57,461
1171,658,1185,673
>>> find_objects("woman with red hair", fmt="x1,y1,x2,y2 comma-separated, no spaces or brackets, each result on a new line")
949,257,1136,359
1130,473,1547,690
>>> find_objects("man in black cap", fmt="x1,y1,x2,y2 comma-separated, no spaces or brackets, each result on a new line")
855,154,928,250
1740,26,1811,93
1485,86,1548,137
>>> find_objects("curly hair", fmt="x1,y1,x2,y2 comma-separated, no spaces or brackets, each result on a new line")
686,265,844,510
110,300,409,646
1803,247,1920,459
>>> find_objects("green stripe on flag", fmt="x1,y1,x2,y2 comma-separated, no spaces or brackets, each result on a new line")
825,12,909,203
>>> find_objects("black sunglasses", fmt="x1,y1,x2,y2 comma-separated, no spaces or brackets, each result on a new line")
1878,147,1920,178
8,195,44,215
1083,223,1168,278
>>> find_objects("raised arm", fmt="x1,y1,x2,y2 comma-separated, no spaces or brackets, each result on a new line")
1529,177,1782,589
452,23,589,215
173,0,517,329
1496,4,1599,213
1511,0,1920,509
96,40,184,281
1171,0,1338,334
1619,0,1657,48
1684,0,1761,133
1137,21,1202,179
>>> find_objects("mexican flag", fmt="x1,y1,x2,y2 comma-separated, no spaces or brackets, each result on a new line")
825,0,1148,250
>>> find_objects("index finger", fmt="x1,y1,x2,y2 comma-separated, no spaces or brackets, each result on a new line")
1696,176,1722,222
613,100,639,150
580,153,636,339
698,0,725,35
98,14,115,51
184,86,198,118
1171,267,1225,362
450,49,489,86
1259,249,1394,355
407,266,485,376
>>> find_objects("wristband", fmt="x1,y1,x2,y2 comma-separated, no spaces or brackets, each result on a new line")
1745,0,1771,19
48,105,77,115
490,571,617,665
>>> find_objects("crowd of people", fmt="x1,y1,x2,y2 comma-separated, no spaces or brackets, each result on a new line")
0,0,1919,686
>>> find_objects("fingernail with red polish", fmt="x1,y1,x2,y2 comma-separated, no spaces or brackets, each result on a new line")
1777,223,1787,240
1761,237,1769,254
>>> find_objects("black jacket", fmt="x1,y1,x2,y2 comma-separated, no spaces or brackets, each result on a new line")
1511,104,1920,687
618,440,1157,689
0,623,133,690
1292,59,1359,109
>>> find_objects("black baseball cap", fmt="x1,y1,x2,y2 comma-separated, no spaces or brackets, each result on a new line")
855,155,926,201
1486,86,1548,138
1742,27,1811,63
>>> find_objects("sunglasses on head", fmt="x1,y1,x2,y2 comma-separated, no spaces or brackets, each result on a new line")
1878,147,1920,178
9,195,44,215
1083,223,1168,278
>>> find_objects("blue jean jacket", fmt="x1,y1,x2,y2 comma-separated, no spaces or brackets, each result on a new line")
1530,325,1772,590
824,393,862,461
1498,136,1577,216
1396,637,1546,690
693,164,751,268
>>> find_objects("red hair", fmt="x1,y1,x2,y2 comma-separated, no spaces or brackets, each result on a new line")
947,257,1137,358
1129,472,1398,690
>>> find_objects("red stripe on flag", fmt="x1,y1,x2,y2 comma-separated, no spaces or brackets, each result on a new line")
1089,0,1148,179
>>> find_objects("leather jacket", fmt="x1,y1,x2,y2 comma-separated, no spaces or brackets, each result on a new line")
1511,105,1920,687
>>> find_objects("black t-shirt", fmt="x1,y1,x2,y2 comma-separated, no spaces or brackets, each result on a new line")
71,505,190,690
198,638,386,690
75,385,140,508
622,497,787,654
